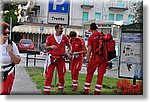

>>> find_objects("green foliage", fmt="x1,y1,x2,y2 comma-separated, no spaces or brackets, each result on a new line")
3,9,18,27
26,67,120,95
132,1,143,23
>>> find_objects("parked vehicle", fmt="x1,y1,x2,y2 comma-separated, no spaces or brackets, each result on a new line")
18,39,34,51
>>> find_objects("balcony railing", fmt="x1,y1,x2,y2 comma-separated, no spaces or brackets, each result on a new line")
81,1,94,9
109,1,128,11
81,4,94,9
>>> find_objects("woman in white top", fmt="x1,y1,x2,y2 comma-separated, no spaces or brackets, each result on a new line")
0,22,21,95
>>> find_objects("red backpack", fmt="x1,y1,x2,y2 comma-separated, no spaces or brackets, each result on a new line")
95,33,116,61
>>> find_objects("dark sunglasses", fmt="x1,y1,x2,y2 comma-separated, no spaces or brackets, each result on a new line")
3,32,10,35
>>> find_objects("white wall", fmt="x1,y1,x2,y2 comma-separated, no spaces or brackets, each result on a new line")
69,0,134,26
35,0,49,23
34,0,135,25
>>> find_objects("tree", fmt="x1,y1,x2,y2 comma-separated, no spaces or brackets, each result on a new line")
133,1,143,23
1,1,28,27
3,9,18,27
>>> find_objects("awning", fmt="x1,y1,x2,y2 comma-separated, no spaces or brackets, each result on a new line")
66,28,83,36
12,25,55,34
13,25,84,36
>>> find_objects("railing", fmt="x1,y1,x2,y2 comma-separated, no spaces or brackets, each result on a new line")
109,0,129,9
25,50,71,67
26,50,46,66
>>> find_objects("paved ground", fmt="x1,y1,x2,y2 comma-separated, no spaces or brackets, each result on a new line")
10,53,119,95
11,58,41,95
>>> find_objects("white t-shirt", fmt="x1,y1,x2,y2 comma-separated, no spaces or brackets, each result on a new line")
0,40,20,66
54,34,62,44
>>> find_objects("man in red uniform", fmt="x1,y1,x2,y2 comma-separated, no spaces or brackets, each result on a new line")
44,24,71,94
69,31,87,91
83,23,107,95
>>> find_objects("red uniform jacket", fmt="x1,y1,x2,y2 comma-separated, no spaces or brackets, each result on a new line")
88,31,102,60
46,34,70,56
70,37,85,53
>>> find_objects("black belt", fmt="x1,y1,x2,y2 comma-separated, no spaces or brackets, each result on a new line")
70,53,81,60
0,62,15,82
1,62,15,69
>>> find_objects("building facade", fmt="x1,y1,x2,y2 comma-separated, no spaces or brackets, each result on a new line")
11,0,140,49
19,0,135,25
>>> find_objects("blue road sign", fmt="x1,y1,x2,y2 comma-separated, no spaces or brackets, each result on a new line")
48,0,70,13
40,26,44,31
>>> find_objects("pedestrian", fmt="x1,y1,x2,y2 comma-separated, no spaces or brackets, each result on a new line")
44,24,72,94
0,22,21,95
83,23,107,95
69,31,87,91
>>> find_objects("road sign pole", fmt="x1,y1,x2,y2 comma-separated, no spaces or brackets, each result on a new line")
40,21,44,50
10,17,12,40
40,32,42,46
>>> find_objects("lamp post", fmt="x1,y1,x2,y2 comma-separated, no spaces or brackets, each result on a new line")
10,17,12,40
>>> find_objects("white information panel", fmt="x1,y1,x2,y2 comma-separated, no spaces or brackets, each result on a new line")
48,13,68,24
119,32,143,79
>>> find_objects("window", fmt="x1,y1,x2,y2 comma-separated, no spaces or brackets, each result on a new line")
83,0,90,5
82,12,88,22
21,39,32,44
95,12,101,20
128,15,134,23
117,0,124,7
116,14,123,21
109,13,114,21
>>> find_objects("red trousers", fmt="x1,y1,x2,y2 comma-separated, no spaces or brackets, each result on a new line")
70,56,83,90
0,72,14,95
83,55,107,95
44,59,66,94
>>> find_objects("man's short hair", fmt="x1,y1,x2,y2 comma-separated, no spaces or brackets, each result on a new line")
90,23,97,30
69,31,77,37
55,24,62,29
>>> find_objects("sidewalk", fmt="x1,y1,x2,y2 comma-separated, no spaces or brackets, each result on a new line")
11,63,41,95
